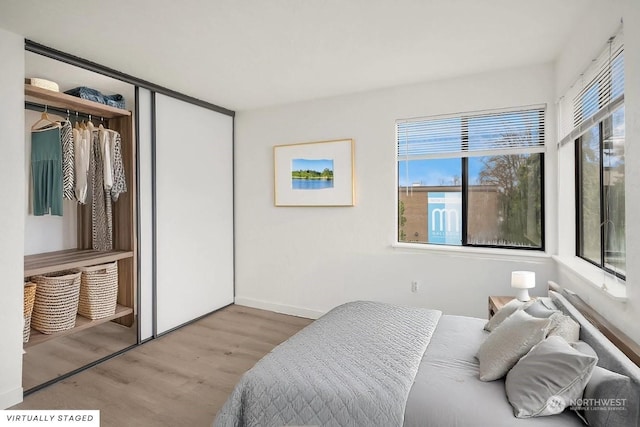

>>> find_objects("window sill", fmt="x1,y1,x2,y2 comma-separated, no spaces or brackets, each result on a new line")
552,255,627,302
392,242,550,261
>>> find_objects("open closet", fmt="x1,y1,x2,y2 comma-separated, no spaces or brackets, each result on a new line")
20,41,234,395
22,51,137,391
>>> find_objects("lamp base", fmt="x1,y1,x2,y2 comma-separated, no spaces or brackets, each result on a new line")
515,289,531,302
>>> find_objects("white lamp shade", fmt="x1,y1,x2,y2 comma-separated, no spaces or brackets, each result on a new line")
511,271,535,301
511,271,536,289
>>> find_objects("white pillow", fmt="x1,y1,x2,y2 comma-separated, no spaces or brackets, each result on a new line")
477,310,551,381
505,336,598,418
524,299,560,319
484,298,526,332
547,312,580,342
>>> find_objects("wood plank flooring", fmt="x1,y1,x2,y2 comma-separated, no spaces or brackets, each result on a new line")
23,319,136,391
13,304,314,427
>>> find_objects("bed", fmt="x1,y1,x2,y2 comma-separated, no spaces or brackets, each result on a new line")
214,288,640,427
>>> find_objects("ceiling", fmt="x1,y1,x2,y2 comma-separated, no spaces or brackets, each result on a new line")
0,0,591,111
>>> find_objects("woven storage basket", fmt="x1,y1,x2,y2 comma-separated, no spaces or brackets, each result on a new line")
78,261,118,320
31,271,81,334
23,282,37,342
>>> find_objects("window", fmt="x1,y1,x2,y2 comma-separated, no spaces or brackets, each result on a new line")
397,107,545,249
575,46,625,279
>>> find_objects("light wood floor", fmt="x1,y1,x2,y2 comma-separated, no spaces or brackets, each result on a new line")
23,320,137,391
13,304,314,426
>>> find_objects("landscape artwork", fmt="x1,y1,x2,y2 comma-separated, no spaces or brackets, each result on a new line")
274,138,354,206
291,158,334,190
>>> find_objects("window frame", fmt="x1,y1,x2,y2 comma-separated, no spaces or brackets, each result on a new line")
575,112,625,281
396,107,546,251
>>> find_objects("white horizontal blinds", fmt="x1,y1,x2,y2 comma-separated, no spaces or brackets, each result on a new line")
573,48,624,126
397,107,545,160
558,30,624,147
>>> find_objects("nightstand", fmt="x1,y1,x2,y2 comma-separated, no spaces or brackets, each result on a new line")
488,296,516,319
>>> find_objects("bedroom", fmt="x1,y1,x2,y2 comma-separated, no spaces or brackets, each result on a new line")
0,0,639,425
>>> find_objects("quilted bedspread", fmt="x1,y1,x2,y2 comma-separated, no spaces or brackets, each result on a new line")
213,301,442,427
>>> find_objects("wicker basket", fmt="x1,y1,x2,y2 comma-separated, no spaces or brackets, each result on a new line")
23,282,37,342
77,262,118,320
31,271,81,334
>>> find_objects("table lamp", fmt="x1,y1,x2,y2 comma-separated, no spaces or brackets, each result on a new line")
511,271,535,301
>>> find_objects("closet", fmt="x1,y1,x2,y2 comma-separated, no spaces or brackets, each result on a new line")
20,42,235,394
24,86,136,334
23,52,137,391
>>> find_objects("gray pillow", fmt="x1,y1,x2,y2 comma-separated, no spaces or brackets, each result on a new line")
524,299,560,318
578,366,639,427
477,310,551,381
571,339,640,426
484,298,526,332
547,312,580,342
505,336,598,418
570,340,598,358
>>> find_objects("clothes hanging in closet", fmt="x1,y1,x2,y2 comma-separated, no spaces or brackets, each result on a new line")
31,126,63,216
30,110,127,250
60,120,75,200
74,125,91,204
88,124,127,251
87,123,109,250
100,127,127,202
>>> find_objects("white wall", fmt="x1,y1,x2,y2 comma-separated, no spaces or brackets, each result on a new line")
623,0,640,344
554,0,640,344
0,27,25,408
235,63,557,319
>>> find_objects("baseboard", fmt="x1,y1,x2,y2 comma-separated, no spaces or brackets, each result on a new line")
0,387,23,409
234,297,324,320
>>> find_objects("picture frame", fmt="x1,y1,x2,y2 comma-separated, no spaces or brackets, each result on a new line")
273,138,355,206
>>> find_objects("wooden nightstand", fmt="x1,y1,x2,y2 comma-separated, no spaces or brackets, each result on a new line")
488,296,516,319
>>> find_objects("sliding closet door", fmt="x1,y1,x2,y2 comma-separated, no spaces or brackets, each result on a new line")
137,88,154,341
155,94,234,334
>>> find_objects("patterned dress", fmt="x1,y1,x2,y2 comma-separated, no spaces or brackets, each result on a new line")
60,120,75,200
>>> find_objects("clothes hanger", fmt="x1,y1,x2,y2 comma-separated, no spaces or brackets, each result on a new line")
31,105,59,130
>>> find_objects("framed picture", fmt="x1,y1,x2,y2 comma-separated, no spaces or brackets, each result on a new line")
274,138,355,206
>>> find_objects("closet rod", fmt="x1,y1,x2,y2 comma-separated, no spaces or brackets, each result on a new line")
25,101,103,122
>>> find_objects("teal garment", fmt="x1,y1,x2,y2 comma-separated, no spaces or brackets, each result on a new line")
31,126,63,216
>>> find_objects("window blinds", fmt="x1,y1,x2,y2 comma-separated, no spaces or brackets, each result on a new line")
397,107,545,160
558,30,624,147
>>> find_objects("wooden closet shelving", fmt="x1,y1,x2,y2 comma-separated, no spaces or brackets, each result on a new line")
24,249,133,276
24,85,137,348
25,306,134,348
25,84,131,118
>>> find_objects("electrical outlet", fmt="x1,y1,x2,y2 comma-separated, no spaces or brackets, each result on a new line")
411,280,419,293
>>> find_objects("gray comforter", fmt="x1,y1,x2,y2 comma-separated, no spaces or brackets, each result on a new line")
214,301,441,427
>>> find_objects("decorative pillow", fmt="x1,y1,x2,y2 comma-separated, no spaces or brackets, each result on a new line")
477,310,551,381
547,312,580,342
484,298,526,332
579,366,640,427
505,336,598,418
524,299,560,319
570,341,597,358
570,330,640,426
